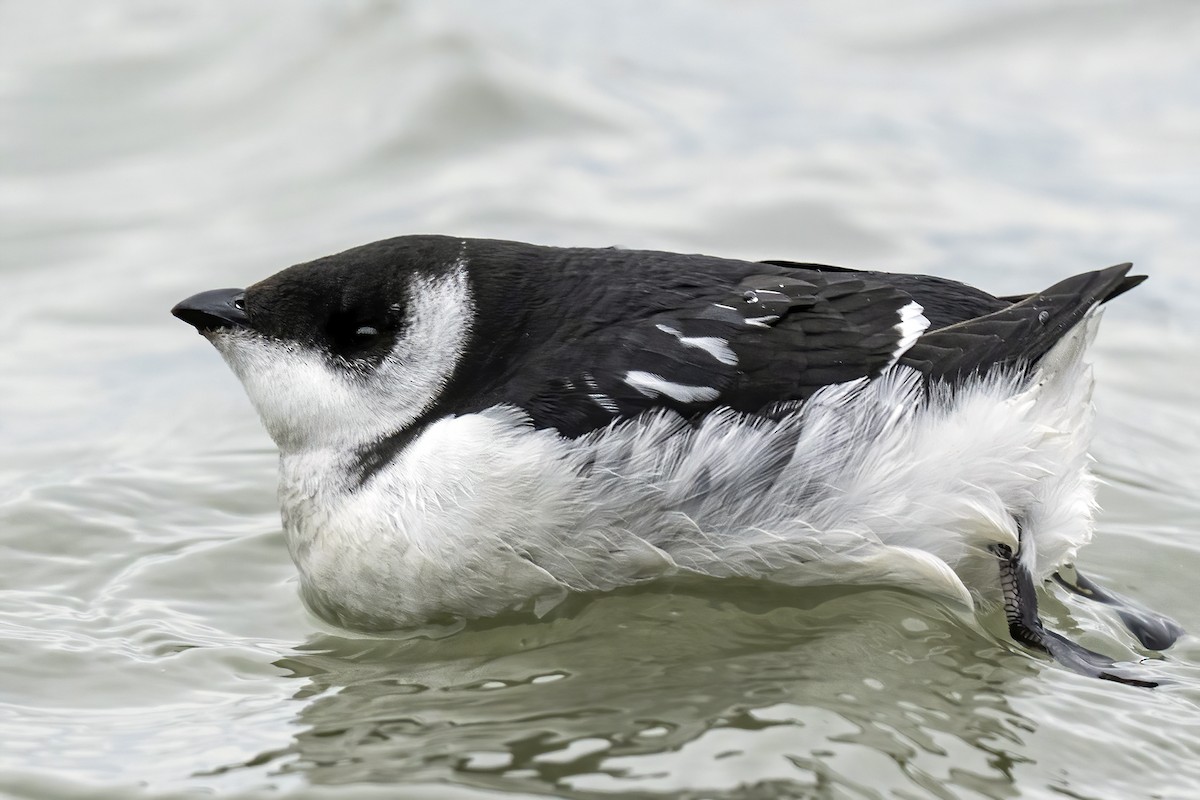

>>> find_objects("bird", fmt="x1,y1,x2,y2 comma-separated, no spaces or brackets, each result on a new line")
172,235,1181,685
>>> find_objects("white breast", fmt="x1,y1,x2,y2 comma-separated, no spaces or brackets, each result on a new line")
279,408,675,628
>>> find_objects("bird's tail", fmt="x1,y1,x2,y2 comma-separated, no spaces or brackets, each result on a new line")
900,264,1144,382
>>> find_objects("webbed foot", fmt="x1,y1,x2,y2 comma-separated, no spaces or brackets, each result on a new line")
992,544,1159,688
1053,567,1184,651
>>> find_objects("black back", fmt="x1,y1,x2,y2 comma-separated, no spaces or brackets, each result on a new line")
247,236,1142,447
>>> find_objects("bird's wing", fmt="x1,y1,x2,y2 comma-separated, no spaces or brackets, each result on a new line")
514,272,929,436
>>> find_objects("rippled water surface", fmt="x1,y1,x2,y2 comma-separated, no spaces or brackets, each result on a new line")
3,2,1200,798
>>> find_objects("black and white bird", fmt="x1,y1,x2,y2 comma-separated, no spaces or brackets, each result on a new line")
173,235,1181,685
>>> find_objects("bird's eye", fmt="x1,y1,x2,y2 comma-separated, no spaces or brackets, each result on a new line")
325,311,394,364
233,295,245,311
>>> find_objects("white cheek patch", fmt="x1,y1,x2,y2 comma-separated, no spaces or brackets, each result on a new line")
213,261,474,452
369,264,473,422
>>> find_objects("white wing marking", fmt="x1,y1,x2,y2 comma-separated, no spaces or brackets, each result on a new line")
656,324,738,366
625,371,720,403
888,301,929,366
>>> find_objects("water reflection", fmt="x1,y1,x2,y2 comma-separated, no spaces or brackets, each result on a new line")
254,588,1039,796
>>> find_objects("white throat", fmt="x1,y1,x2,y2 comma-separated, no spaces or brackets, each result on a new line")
213,262,474,454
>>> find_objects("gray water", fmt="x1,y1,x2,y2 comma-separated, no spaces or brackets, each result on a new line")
3,2,1200,798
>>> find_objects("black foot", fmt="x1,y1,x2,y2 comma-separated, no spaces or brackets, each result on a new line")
1054,567,1184,651
992,544,1159,688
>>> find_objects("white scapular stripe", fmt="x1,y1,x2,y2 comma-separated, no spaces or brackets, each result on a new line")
744,315,778,327
656,324,738,366
625,371,720,403
889,301,930,365
582,373,619,413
